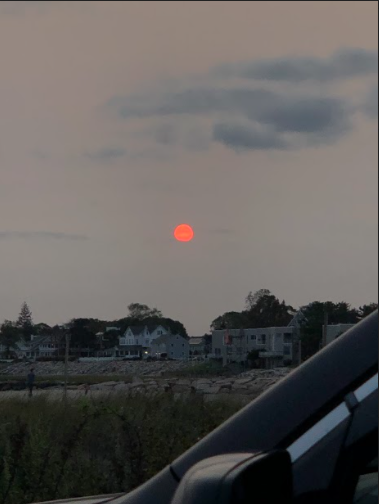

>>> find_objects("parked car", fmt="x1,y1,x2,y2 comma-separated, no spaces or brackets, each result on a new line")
34,311,378,504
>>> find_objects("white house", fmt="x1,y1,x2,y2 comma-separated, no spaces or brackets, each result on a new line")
118,325,168,349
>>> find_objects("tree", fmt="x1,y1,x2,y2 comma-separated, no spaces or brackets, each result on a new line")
16,302,34,340
68,319,97,350
245,289,271,310
358,303,378,320
127,303,163,320
244,291,294,328
210,290,293,331
34,323,52,336
0,321,20,359
210,311,248,330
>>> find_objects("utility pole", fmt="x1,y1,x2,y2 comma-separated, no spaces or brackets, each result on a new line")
298,338,302,366
64,332,70,400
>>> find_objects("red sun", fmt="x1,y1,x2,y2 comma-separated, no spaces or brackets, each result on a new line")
174,224,194,242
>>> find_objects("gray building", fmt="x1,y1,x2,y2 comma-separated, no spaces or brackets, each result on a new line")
150,334,190,360
189,336,206,356
325,324,355,346
212,326,297,368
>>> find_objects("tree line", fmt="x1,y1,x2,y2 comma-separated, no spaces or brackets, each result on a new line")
210,289,377,359
0,302,188,358
0,294,377,360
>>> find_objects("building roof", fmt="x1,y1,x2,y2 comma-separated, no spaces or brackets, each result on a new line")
128,326,146,335
189,337,205,345
127,325,166,336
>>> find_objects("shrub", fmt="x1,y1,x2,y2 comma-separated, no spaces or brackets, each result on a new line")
0,393,241,504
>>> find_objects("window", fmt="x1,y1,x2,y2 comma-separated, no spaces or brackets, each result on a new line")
171,343,174,347
284,333,292,343
283,345,291,355
215,348,221,355
251,335,256,341
182,343,185,347
135,339,139,345
258,334,266,345
146,338,150,344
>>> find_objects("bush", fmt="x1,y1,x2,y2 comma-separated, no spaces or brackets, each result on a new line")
0,393,240,504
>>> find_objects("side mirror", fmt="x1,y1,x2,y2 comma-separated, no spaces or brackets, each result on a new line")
171,450,293,504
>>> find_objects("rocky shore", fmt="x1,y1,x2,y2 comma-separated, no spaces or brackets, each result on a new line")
0,365,292,404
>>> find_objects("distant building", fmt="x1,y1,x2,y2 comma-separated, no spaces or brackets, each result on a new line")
212,326,298,368
119,325,168,349
150,334,190,360
325,324,355,346
189,336,206,356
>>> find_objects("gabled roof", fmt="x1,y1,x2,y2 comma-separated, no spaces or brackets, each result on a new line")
127,326,146,336
126,325,165,336
146,324,165,334
153,334,188,345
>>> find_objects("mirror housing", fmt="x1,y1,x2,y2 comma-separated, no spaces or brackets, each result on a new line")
171,450,293,504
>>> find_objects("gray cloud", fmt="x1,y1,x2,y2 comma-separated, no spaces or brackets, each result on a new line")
110,87,349,135
112,87,351,150
108,47,374,153
257,97,350,136
0,231,89,241
362,83,378,119
214,48,378,82
213,123,288,151
86,147,126,162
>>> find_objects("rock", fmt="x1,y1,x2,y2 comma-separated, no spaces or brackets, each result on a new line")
234,378,252,385
172,385,191,393
214,379,233,386
129,382,146,389
200,386,221,395
176,379,191,386
97,381,118,387
219,385,231,392
114,383,131,391
193,380,212,390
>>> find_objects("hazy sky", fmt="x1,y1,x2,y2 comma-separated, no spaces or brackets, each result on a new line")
0,1,377,334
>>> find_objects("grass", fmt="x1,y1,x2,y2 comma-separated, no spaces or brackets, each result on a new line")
0,393,241,504
0,375,133,389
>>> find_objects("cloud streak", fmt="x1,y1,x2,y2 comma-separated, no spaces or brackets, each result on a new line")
213,48,378,82
0,231,89,241
213,123,288,151
362,83,378,119
85,147,126,162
